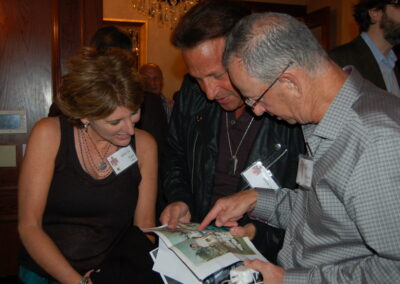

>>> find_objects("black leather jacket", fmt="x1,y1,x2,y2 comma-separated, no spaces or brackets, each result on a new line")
162,75,305,221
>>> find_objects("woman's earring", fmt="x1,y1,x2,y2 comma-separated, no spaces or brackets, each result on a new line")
83,123,89,132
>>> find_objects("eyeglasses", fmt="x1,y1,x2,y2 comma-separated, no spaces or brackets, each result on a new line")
244,62,293,109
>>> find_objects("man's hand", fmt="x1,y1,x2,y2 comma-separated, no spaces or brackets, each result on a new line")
160,201,191,229
230,223,256,240
244,259,285,284
198,190,258,230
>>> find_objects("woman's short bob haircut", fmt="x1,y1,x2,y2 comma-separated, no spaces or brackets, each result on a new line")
56,47,144,126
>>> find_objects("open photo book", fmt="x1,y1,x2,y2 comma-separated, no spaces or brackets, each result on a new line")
143,223,267,284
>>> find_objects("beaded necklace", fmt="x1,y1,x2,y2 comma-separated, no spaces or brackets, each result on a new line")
77,127,113,178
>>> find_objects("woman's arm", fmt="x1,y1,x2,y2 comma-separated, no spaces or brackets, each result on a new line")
18,117,84,284
134,128,158,234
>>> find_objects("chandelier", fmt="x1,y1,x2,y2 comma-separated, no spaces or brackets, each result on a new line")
131,0,199,28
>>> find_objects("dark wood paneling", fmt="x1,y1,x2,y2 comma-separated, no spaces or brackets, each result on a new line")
56,0,103,94
0,186,18,220
0,0,53,144
58,1,83,75
305,7,330,51
82,0,104,46
0,221,20,275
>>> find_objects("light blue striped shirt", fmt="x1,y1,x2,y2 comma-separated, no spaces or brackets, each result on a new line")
361,32,400,96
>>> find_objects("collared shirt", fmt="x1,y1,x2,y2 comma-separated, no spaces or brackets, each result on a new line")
361,32,400,96
251,68,400,283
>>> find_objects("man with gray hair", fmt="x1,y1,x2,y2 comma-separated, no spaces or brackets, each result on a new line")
199,12,400,283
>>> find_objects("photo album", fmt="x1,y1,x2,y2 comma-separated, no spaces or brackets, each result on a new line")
144,223,266,284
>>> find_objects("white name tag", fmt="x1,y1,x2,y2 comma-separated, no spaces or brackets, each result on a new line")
296,154,313,190
241,161,280,190
107,145,137,175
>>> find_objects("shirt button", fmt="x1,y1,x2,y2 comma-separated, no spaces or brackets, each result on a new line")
230,119,236,126
274,143,282,150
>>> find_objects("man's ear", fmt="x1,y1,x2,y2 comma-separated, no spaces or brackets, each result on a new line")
279,73,302,99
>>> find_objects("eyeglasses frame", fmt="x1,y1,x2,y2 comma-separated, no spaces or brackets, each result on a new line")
245,62,293,109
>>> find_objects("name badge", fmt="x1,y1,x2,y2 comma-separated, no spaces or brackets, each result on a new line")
241,161,280,191
296,154,313,190
107,145,137,175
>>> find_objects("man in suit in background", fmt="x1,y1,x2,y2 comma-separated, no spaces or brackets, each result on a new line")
329,0,400,96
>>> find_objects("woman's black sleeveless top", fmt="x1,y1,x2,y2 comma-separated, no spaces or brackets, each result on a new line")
20,115,141,275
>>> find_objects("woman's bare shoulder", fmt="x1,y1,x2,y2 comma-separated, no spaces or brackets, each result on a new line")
134,128,157,149
134,128,157,158
28,117,61,150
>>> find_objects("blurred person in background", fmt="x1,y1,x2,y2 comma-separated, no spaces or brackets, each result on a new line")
329,0,400,96
139,63,174,122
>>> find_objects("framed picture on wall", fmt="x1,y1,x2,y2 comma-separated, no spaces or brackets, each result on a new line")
103,18,148,70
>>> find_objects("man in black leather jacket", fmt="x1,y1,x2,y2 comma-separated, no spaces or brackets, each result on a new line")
160,0,305,263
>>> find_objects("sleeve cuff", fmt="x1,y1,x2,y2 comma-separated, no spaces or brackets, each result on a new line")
284,268,311,284
249,188,277,222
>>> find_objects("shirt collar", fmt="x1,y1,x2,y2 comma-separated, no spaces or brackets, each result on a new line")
303,67,364,142
361,32,397,68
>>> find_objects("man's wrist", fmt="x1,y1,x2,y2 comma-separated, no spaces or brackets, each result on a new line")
247,189,258,212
